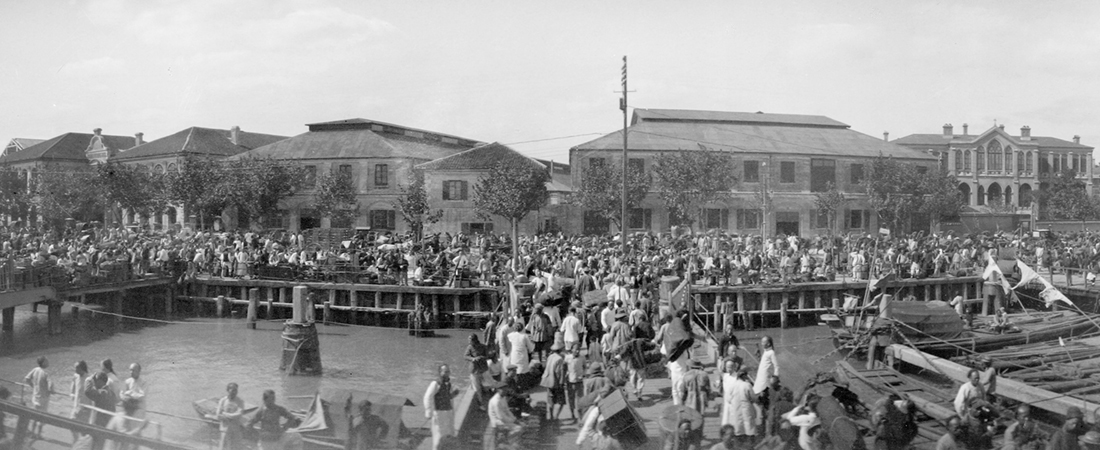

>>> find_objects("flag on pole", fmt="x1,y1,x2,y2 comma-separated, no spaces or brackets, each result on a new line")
1012,259,1041,290
982,254,1014,296
1038,276,1074,307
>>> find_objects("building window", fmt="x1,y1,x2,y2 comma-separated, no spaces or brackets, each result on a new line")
167,163,177,173
780,162,795,184
1016,150,1024,173
736,209,760,229
977,185,985,206
1004,145,1013,171
848,210,868,229
154,164,165,174
743,160,760,183
370,210,395,230
988,141,1002,171
954,150,962,171
964,150,971,171
590,157,605,170
304,165,317,187
916,166,928,174
815,210,830,229
338,164,353,177
374,164,388,186
850,164,864,185
443,180,468,200
976,146,984,171
1025,151,1033,172
810,159,836,192
461,222,494,234
703,208,728,229
627,208,652,230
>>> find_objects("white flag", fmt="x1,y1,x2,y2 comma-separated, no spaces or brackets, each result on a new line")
1012,260,1041,290
983,254,1014,296
1038,277,1074,307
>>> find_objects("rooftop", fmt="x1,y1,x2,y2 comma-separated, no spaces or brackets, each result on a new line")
113,127,286,162
234,118,481,161
0,132,134,165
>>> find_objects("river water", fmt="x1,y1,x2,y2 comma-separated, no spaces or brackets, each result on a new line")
0,305,839,447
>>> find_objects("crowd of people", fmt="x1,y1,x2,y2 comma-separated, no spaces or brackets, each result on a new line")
6,223,1100,295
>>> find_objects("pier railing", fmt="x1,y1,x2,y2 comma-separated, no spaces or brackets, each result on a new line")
0,399,190,450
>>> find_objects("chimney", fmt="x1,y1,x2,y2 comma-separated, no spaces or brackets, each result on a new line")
134,132,144,146
883,131,889,142
548,159,554,176
1020,126,1031,141
943,123,953,138
1074,135,1081,145
963,123,968,135
230,126,241,146
93,128,102,136
998,124,1005,130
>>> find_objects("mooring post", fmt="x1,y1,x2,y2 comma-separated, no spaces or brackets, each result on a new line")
323,301,332,325
282,285,322,375
216,295,226,318
48,301,62,335
248,288,259,330
164,287,174,315
266,288,275,319
2,307,14,332
780,294,788,329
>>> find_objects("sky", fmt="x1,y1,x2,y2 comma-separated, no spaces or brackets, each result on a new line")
2,0,1100,163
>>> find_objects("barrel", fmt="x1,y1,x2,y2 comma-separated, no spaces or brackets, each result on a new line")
281,321,322,375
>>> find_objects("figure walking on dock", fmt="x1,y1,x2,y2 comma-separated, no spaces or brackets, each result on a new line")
423,364,458,450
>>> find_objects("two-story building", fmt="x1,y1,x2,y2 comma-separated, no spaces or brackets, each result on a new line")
110,125,287,229
233,118,482,232
570,109,939,236
416,142,574,235
894,123,1094,213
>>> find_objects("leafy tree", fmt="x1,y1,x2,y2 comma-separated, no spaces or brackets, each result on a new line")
651,149,738,229
863,155,920,233
29,164,103,225
95,162,169,226
473,160,549,269
0,168,29,223
313,169,359,228
224,157,308,228
916,168,964,227
1037,170,1100,220
393,169,441,240
813,182,846,235
167,155,228,229
571,162,649,231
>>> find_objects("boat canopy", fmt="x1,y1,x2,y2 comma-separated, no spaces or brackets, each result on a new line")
877,300,966,341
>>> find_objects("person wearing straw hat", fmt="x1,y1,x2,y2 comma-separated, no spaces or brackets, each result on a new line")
541,341,567,421
1081,431,1100,450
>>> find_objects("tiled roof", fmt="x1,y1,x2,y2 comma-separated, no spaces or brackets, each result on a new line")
573,110,933,160
112,127,286,161
894,129,1092,150
232,127,474,161
632,109,849,128
416,142,545,171
304,118,482,146
0,132,133,164
9,138,45,150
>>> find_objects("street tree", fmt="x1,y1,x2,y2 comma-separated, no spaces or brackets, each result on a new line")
651,149,738,229
29,164,103,226
473,160,549,269
813,182,846,236
95,162,169,226
570,162,649,231
313,169,359,228
393,169,441,240
916,168,964,229
167,155,229,229
0,168,30,223
863,155,920,233
224,157,308,229
1037,170,1100,220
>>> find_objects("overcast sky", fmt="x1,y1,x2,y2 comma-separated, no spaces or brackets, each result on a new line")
3,0,1099,163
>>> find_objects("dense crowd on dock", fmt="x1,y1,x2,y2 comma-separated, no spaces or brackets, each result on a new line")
6,223,1100,293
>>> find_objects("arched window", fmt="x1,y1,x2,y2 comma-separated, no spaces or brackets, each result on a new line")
958,183,971,206
988,141,1002,171
1004,186,1012,208
1004,145,1013,172
1019,184,1032,207
167,163,177,173
977,185,985,206
1017,151,1025,173
154,164,165,174
976,146,985,171
964,150,972,171
954,149,963,171
1025,151,1033,172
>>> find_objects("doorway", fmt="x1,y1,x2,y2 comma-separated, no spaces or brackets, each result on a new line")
775,211,800,237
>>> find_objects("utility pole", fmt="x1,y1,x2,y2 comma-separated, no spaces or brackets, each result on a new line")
619,56,629,257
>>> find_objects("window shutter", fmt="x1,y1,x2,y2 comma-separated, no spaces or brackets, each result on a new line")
460,181,468,200
736,209,744,229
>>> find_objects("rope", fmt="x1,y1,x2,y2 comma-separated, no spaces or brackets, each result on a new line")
70,303,234,325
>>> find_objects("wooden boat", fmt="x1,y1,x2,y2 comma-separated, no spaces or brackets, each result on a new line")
823,298,1100,357
192,397,258,423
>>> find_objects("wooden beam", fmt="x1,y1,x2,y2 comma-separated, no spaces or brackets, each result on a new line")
888,344,1100,418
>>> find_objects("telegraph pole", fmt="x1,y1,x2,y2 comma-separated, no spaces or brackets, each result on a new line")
620,56,628,257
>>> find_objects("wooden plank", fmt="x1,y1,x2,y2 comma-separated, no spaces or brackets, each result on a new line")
889,344,1100,418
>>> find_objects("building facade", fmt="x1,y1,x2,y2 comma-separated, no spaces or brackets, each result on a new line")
234,118,482,233
570,109,939,237
894,123,1095,213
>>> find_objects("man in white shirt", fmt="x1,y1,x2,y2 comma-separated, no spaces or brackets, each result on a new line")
487,388,520,447
953,369,985,418
559,307,584,353
600,302,615,332
121,363,148,419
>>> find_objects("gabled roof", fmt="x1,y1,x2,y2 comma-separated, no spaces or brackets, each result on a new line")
632,109,849,128
894,126,1093,150
573,109,933,160
233,126,476,162
112,127,286,162
415,142,545,171
0,132,133,165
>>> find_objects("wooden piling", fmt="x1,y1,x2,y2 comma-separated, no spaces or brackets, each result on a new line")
266,288,275,319
323,301,332,325
47,302,61,335
1,307,12,332
164,287,174,315
780,293,788,328
248,288,259,329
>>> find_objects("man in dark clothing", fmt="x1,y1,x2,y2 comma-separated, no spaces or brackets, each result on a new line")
84,371,117,427
525,304,553,363
1047,406,1086,450
345,399,389,450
